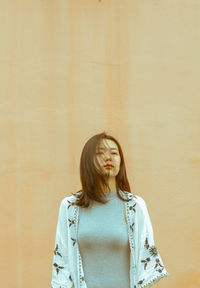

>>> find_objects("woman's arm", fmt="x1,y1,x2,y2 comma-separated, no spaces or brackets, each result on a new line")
51,199,74,288
134,196,169,287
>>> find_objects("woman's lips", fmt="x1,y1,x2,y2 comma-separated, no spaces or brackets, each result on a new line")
104,165,114,169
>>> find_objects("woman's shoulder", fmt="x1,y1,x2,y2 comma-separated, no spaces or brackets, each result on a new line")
123,190,142,200
123,190,147,207
60,191,82,206
60,190,147,210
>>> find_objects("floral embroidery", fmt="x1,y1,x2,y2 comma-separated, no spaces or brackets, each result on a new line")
80,276,85,282
130,222,135,232
68,218,75,227
67,199,75,209
144,237,150,249
129,203,137,212
124,191,137,200
140,237,160,271
149,246,158,257
137,236,166,287
54,244,62,257
71,237,76,246
154,258,164,273
144,237,158,257
53,262,64,274
138,278,145,285
141,257,151,270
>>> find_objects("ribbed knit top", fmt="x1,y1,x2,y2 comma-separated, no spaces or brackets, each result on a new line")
77,189,130,288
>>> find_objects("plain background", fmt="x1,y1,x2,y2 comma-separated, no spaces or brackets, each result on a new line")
0,1,200,288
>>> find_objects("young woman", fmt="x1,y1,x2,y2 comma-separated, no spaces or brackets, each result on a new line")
51,132,168,288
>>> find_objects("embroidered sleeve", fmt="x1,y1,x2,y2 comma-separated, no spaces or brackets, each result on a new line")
51,199,74,288
134,197,169,287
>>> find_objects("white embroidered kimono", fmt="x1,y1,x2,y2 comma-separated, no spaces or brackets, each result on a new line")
51,191,168,288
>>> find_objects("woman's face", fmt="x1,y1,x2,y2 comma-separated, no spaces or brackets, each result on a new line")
93,138,121,177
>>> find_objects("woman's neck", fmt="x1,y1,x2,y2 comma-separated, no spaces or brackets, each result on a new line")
101,177,117,194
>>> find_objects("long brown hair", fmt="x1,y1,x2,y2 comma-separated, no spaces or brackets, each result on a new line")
72,131,133,207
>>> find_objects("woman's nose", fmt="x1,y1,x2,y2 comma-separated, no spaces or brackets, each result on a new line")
103,153,112,160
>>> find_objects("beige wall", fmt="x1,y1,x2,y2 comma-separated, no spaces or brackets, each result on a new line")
0,1,200,287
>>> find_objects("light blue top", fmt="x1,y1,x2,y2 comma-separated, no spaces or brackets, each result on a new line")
78,189,130,288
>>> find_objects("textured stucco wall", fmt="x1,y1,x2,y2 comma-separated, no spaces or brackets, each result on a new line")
0,1,200,288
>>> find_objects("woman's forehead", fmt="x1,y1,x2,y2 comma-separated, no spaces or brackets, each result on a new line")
96,139,118,150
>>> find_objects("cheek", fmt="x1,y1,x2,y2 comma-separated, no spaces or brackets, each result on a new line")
94,156,103,168
114,158,121,169
95,156,102,164
114,156,121,164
